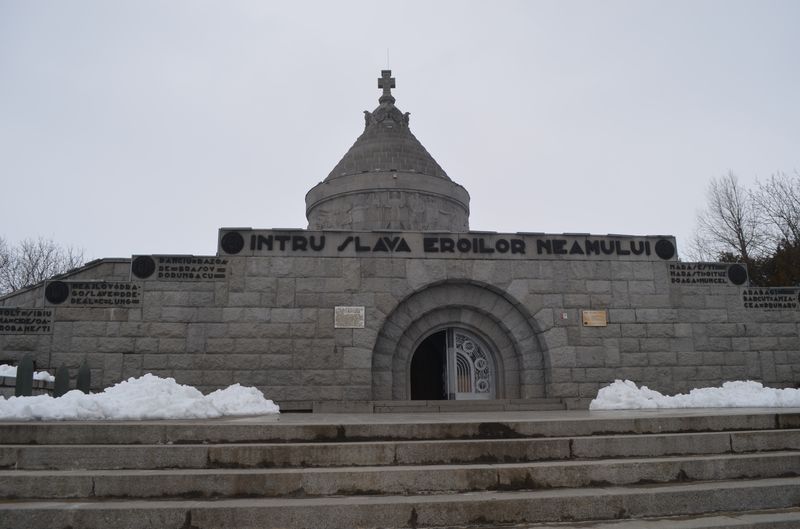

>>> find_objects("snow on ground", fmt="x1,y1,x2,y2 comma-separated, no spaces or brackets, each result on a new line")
590,379,800,410
0,373,279,421
0,364,55,382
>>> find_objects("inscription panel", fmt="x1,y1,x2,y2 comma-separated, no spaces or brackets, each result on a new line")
582,310,608,327
334,306,365,329
742,288,800,310
669,262,748,286
132,255,228,281
219,229,678,262
0,308,54,334
45,281,142,307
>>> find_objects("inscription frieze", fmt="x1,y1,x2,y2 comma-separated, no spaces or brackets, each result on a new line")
132,255,228,281
0,308,54,334
742,288,800,310
219,229,677,262
669,263,748,286
45,281,141,307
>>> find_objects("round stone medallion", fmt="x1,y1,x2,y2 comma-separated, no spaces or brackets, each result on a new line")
45,281,70,304
220,232,245,254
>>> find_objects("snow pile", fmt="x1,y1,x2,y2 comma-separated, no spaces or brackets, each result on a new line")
0,373,279,421
590,379,800,410
0,364,55,382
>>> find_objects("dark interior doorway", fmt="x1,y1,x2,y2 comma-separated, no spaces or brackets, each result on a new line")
410,330,447,400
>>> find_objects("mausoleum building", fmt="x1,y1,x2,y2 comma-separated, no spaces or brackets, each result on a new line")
2,71,799,409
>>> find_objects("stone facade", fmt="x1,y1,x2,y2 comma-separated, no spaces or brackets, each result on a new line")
1,71,799,409
1,230,799,408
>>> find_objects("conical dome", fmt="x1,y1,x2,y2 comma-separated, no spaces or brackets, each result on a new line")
306,70,469,231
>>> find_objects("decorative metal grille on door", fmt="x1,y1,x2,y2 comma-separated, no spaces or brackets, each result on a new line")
450,329,494,399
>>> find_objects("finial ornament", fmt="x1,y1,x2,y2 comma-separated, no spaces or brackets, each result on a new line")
378,70,396,104
363,70,408,128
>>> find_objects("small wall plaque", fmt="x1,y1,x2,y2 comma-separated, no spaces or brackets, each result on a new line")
582,309,608,327
335,306,365,328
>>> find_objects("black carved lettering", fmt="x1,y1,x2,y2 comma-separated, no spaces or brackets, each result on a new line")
495,239,509,253
292,236,308,251
584,240,600,255
600,240,615,255
569,241,584,255
478,238,494,253
275,235,290,251
373,238,390,252
257,235,273,251
424,238,439,252
309,236,325,251
441,238,455,253
355,237,370,252
537,240,551,254
553,240,567,254
337,236,353,251
615,240,630,255
457,239,471,252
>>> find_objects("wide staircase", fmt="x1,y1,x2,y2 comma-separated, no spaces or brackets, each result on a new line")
2,410,800,528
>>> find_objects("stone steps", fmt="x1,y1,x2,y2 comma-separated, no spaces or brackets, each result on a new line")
2,409,797,444
434,508,800,528
2,451,799,500
3,429,799,470
301,398,568,413
371,398,567,413
3,477,800,529
3,410,800,528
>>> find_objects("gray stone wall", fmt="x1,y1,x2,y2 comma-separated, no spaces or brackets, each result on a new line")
1,232,798,408
306,172,470,232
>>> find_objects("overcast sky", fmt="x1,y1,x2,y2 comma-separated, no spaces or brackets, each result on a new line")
1,0,798,261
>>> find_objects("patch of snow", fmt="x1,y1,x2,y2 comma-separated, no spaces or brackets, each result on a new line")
0,373,279,421
590,379,800,410
0,363,55,382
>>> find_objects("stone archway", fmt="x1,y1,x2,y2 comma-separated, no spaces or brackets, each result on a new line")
372,281,546,401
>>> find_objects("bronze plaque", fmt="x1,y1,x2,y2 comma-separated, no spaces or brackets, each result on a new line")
582,309,608,327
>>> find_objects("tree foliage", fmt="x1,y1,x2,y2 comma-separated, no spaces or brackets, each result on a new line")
0,237,85,295
691,170,800,286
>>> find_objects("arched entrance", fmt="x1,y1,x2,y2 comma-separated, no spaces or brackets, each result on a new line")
372,281,547,401
410,328,496,400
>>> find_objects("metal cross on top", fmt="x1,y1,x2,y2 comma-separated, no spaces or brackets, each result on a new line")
378,70,395,97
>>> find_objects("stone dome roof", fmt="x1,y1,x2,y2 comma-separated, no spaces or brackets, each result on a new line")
325,73,450,181
305,70,469,232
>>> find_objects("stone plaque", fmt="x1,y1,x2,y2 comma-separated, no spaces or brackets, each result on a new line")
132,255,228,281
669,263,748,286
334,306,365,328
45,281,142,307
742,288,800,310
582,309,608,327
0,308,54,334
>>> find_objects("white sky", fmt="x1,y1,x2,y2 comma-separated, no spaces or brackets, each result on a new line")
1,0,798,260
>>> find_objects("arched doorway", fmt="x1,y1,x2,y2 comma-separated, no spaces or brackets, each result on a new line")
410,328,496,400
372,281,547,401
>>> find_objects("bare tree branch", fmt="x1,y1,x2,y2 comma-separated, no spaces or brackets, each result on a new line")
753,170,800,246
689,172,770,263
0,237,86,295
